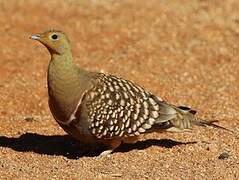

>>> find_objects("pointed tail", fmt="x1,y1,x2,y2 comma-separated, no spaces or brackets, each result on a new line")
172,106,233,133
190,118,233,132
147,96,233,133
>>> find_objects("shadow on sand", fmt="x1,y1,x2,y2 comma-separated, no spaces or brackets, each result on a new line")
0,133,196,159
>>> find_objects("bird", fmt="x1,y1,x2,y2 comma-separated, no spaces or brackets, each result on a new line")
30,29,230,157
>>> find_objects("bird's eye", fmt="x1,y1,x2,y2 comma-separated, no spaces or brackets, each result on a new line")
51,34,58,40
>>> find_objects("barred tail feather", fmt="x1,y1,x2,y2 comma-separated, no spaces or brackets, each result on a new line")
172,105,233,133
191,118,233,132
153,104,233,133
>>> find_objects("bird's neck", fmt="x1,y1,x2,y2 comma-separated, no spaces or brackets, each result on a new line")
48,52,80,91
47,52,83,120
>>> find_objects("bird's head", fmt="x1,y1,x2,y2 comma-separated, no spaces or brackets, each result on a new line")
30,30,71,55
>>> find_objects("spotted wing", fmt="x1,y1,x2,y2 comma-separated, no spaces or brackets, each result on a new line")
82,73,177,139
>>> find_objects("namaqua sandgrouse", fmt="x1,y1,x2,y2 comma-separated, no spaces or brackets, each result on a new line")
31,30,229,156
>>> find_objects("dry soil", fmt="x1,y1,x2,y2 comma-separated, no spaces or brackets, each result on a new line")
0,0,239,179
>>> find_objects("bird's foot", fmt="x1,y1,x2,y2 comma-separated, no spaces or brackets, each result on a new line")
98,149,113,157
98,139,121,157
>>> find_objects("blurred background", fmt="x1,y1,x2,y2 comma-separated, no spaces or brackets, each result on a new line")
0,0,238,179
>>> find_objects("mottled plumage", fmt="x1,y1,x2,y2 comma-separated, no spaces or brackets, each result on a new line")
31,30,230,156
75,73,174,139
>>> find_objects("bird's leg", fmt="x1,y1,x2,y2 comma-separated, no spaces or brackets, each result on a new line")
99,139,122,157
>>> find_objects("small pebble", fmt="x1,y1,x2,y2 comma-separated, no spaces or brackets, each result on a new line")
24,116,35,122
218,152,230,160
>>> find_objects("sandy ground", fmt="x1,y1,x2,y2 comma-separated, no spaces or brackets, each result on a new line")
0,0,239,179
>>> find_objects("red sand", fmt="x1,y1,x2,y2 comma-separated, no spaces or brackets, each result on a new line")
0,0,238,179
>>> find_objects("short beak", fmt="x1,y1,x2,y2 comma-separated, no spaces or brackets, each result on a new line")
30,34,41,40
